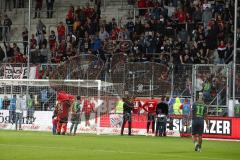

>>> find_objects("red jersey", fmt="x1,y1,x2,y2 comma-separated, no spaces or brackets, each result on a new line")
59,101,71,119
57,25,65,37
175,10,186,23
82,100,94,115
132,99,142,114
143,99,158,114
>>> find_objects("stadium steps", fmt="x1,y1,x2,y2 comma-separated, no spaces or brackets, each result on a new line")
1,0,131,51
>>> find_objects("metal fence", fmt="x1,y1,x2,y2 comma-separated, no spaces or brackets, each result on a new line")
0,59,236,115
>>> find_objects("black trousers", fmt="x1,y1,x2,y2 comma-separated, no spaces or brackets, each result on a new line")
156,117,167,136
147,113,155,133
47,2,54,18
121,113,132,135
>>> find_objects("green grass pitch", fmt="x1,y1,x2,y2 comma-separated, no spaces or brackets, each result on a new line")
0,130,239,160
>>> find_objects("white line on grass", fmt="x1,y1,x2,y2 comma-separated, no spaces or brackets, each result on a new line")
0,143,236,160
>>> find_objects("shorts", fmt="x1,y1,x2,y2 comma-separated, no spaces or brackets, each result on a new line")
71,113,81,123
59,117,68,123
192,118,204,135
85,114,90,121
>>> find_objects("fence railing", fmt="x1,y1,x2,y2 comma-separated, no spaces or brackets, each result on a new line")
0,61,238,116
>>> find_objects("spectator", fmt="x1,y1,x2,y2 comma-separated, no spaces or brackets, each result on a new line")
22,27,28,55
30,34,37,49
73,20,81,35
57,22,66,43
15,95,26,130
202,7,212,33
40,44,48,63
99,27,109,42
225,41,233,64
175,8,187,24
95,0,101,19
27,94,35,121
206,25,218,51
0,46,5,61
2,14,12,42
4,0,11,12
13,43,20,54
66,6,75,34
203,77,212,102
2,96,10,109
193,6,202,23
34,0,43,19
4,42,14,60
217,40,226,64
36,20,46,47
9,95,17,124
46,0,55,18
49,30,57,54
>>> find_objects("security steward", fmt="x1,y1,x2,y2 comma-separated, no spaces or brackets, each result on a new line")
120,96,134,136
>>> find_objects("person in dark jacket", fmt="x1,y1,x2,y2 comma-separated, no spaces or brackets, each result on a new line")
120,96,134,136
156,97,169,136
46,0,55,18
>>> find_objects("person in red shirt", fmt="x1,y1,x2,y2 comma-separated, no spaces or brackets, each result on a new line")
57,100,72,135
57,22,66,43
82,98,95,127
84,3,94,18
175,8,186,24
30,34,37,49
142,96,158,135
132,97,142,114
34,0,43,18
49,30,57,53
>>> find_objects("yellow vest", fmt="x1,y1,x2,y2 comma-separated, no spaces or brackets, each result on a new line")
173,97,182,115
116,100,124,113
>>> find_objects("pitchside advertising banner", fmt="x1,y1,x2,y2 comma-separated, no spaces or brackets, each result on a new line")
0,110,240,139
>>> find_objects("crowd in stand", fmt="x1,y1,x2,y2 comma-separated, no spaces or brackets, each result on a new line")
0,0,239,65
0,0,239,96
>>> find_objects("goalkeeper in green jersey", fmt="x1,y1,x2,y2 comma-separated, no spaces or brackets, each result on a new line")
70,96,82,135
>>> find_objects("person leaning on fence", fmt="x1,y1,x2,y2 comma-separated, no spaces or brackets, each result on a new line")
27,94,35,122
2,96,10,110
173,97,182,115
120,96,134,136
15,95,26,130
69,96,82,136
8,95,17,124
182,98,191,126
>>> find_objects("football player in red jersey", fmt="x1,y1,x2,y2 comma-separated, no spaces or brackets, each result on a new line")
56,100,72,135
82,97,95,127
142,96,158,135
